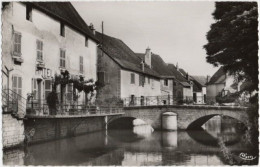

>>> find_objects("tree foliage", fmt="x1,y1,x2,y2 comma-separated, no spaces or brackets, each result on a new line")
204,2,258,92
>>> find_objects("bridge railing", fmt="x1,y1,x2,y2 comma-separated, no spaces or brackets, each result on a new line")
122,95,223,107
26,99,123,116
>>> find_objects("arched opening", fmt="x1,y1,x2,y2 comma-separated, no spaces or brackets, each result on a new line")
107,117,153,143
108,117,136,129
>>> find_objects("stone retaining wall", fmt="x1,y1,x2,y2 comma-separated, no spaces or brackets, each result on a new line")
24,116,106,144
2,114,25,149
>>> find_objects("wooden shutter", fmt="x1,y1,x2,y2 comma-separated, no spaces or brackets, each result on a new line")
14,32,22,56
36,40,43,61
80,56,83,73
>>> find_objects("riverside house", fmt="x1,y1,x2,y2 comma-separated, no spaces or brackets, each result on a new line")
95,32,162,106
2,2,99,115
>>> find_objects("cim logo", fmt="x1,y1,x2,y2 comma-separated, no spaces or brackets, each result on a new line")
239,152,257,161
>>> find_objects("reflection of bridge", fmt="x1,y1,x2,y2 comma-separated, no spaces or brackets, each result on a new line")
108,105,248,130
107,130,248,155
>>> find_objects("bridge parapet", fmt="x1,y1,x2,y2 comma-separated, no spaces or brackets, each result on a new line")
112,105,249,130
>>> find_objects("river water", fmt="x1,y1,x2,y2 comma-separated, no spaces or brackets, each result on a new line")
3,116,257,166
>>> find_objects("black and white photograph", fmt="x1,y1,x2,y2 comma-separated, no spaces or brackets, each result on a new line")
1,0,259,166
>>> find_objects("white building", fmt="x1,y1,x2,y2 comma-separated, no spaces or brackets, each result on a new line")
2,2,99,115
95,32,162,106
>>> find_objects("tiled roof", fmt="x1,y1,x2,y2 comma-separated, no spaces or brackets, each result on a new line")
207,67,226,85
24,2,98,42
179,68,187,77
191,76,207,86
136,53,175,78
167,64,190,83
180,82,191,88
95,32,160,78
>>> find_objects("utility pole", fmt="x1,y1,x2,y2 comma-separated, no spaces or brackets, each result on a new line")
101,21,104,57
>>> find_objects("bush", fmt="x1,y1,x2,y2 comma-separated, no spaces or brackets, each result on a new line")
216,92,240,104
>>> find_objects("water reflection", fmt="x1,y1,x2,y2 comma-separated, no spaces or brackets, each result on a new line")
3,117,253,166
162,131,178,148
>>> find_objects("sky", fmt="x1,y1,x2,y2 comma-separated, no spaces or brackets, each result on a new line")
72,1,219,76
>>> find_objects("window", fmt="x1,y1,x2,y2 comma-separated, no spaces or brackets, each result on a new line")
12,76,22,100
130,73,135,84
26,5,32,21
60,23,65,37
85,36,88,47
13,32,22,56
32,78,38,99
164,79,168,86
139,74,145,86
139,74,142,86
44,80,52,100
173,81,177,86
66,83,73,101
98,71,108,86
60,49,66,68
79,56,84,73
151,79,154,89
36,40,43,61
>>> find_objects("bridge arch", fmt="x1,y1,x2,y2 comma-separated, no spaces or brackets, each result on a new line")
107,115,154,129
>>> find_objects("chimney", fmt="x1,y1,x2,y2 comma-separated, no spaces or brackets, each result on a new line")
186,72,189,81
206,75,211,83
89,23,95,35
140,60,145,71
176,62,179,71
144,47,151,68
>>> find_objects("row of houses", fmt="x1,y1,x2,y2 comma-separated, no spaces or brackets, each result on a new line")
2,2,243,115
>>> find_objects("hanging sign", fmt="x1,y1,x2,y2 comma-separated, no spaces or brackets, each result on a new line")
36,68,52,79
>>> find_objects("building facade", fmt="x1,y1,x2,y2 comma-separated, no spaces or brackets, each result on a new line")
2,2,98,115
206,67,240,103
95,32,162,106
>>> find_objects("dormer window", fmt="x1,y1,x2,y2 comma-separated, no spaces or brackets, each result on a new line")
60,23,65,37
26,5,32,21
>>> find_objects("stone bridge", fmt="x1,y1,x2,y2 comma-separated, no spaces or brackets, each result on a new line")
107,105,248,130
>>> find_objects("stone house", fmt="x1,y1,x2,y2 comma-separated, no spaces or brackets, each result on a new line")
2,2,99,114
190,76,207,104
95,32,161,106
167,64,193,102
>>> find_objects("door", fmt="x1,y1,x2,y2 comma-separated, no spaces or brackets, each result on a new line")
37,80,42,108
193,93,197,103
